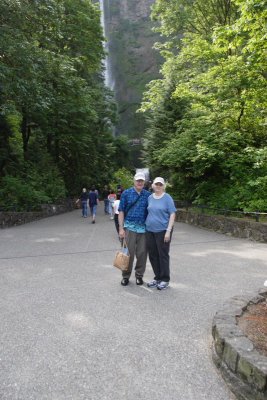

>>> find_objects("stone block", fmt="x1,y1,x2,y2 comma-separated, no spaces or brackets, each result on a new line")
249,295,265,305
213,326,225,357
223,340,239,372
176,210,267,242
237,354,267,392
258,288,267,298
212,290,267,400
0,201,75,229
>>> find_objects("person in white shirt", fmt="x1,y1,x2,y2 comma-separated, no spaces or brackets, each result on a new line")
113,194,121,235
108,190,116,219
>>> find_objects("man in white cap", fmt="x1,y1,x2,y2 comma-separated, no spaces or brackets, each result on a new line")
118,172,151,286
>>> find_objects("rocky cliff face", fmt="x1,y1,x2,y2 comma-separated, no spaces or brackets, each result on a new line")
113,0,154,21
103,0,161,160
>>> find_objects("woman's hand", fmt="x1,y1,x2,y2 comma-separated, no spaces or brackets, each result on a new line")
164,231,171,242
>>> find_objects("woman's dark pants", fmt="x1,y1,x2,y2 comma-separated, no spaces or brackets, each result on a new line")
146,231,171,282
114,214,119,234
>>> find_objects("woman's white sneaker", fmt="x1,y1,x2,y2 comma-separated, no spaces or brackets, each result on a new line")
157,281,169,290
147,280,159,288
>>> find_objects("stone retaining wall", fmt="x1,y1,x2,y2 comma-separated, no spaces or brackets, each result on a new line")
176,210,267,243
212,288,267,400
0,200,75,229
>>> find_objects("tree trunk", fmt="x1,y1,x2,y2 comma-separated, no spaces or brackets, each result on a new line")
55,137,60,163
21,112,30,161
0,116,11,177
47,131,52,154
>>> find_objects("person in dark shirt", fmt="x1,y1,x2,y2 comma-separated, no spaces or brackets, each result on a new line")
89,186,99,224
118,173,151,286
76,188,89,217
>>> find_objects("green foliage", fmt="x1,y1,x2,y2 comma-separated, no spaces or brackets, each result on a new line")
0,0,121,209
109,168,134,191
113,135,132,169
141,0,267,211
0,175,49,211
0,160,66,211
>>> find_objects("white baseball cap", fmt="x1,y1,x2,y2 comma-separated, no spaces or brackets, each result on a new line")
134,172,146,181
153,177,165,185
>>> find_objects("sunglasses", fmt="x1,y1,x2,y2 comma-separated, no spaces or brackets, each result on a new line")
155,182,163,186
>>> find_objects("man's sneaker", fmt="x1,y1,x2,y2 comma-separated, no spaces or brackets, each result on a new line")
136,277,143,285
157,281,169,290
147,280,159,288
121,278,129,286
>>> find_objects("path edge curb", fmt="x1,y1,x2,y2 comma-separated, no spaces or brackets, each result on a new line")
212,288,267,400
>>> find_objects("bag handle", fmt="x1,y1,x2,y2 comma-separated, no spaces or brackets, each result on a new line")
122,238,128,249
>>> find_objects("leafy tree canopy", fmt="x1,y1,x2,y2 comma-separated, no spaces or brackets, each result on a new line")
0,0,124,209
140,0,267,211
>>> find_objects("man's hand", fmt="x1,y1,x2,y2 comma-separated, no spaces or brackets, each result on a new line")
119,227,125,239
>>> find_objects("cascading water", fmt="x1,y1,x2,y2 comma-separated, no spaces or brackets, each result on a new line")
99,0,114,89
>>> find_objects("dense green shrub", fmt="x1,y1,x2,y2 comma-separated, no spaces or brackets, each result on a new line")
109,167,134,191
0,162,66,211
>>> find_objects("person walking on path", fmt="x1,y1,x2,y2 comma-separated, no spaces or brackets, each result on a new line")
145,177,176,290
113,194,121,236
102,185,110,215
76,188,89,218
88,186,99,224
108,190,116,220
118,172,151,286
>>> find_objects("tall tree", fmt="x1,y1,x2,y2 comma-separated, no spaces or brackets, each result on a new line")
141,0,267,210
0,0,118,208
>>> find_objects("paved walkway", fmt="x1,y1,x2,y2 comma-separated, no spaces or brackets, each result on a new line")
0,206,266,400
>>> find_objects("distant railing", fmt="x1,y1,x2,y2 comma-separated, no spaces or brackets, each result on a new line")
174,201,267,223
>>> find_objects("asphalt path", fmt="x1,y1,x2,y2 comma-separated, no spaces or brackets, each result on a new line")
0,206,266,400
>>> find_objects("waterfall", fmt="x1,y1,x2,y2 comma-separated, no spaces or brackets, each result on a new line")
99,0,113,89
